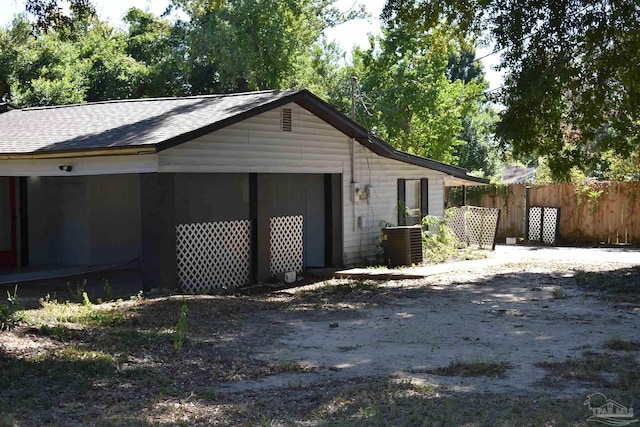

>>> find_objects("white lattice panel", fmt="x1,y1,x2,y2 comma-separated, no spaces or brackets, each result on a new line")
176,220,252,292
528,206,560,245
466,206,501,250
270,215,303,277
445,206,500,250
446,207,468,244
528,207,542,241
542,208,559,244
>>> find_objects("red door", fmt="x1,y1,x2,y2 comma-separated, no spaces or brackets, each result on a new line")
0,177,17,268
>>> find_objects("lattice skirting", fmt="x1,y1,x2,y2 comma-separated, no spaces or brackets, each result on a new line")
446,206,501,250
528,206,560,245
446,207,467,244
176,220,252,292
270,215,303,277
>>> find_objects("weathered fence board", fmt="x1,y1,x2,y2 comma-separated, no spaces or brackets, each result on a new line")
447,182,640,244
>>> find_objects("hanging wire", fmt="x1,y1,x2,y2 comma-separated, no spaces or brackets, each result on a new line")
353,80,377,140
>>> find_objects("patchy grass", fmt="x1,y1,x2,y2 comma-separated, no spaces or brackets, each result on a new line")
606,339,640,352
289,279,384,310
296,279,379,298
0,346,116,413
574,266,640,302
23,298,127,328
0,294,298,424
422,360,513,378
423,244,489,265
536,352,638,385
194,378,588,426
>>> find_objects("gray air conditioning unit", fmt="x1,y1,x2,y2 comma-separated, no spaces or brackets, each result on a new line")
381,226,423,267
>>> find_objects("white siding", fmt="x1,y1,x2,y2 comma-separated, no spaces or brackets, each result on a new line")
160,102,447,265
159,104,349,174
342,144,444,264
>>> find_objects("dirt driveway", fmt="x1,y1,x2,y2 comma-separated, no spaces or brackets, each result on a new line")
3,244,640,425
220,245,640,397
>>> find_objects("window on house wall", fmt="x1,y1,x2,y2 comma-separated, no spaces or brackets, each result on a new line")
405,179,421,226
398,178,429,226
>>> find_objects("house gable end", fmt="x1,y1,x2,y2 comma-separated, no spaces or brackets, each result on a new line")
158,102,351,174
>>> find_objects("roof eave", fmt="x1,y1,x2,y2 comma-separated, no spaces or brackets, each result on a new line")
294,92,490,185
0,146,157,160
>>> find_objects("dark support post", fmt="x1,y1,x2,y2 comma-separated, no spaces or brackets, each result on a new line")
19,177,28,266
250,173,271,282
140,173,176,291
397,179,406,226
420,178,429,219
524,186,531,241
462,185,467,206
555,207,561,245
493,209,502,250
324,174,343,267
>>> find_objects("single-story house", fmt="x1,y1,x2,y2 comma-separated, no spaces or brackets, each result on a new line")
0,89,487,291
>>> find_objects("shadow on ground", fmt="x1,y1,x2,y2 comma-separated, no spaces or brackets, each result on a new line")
1,263,640,425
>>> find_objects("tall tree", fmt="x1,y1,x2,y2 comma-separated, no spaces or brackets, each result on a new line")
384,0,640,179
1,13,152,106
447,42,500,177
1,17,87,106
80,21,148,102
455,105,500,176
25,0,95,35
351,24,487,164
123,8,188,97
169,0,365,93
13,0,366,100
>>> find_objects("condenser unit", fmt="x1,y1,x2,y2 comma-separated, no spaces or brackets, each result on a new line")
381,226,423,267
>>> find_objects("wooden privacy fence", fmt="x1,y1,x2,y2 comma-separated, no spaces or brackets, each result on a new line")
446,182,640,244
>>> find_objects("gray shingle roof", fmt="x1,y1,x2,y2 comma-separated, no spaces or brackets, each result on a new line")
0,89,298,154
0,88,488,184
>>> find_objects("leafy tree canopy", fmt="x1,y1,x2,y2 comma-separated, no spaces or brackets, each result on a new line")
171,0,365,93
25,0,95,35
344,18,490,165
384,0,640,179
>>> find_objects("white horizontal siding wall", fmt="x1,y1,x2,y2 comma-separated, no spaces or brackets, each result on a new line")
159,102,448,265
159,103,349,174
343,143,445,265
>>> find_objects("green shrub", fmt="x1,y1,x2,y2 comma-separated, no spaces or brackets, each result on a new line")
421,214,464,263
1,285,22,331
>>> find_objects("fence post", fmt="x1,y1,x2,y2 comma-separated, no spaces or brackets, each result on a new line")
462,185,467,206
525,186,531,241
493,209,502,250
